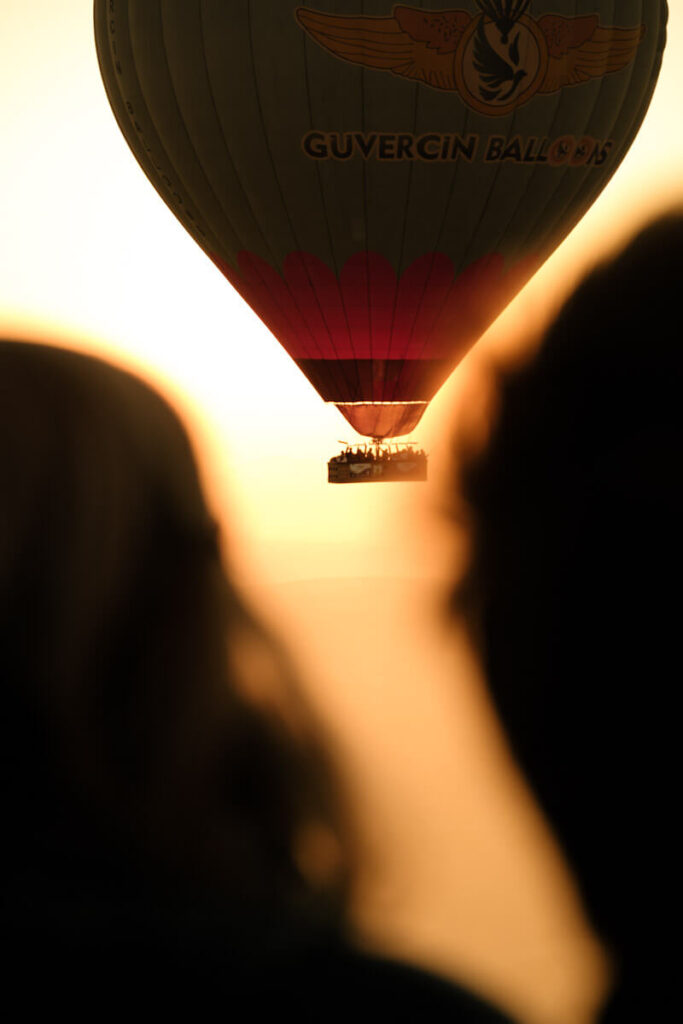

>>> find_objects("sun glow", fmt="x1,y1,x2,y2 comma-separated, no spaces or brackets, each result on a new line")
2,3,682,586
2,5,681,1020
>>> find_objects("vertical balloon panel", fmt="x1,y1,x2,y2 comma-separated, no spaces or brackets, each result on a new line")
95,1,667,438
523,2,667,262
94,1,225,259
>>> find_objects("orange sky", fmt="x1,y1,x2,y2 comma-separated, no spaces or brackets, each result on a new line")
2,1,682,586
1,5,681,1021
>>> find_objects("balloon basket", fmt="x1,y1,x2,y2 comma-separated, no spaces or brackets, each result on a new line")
327,441,427,484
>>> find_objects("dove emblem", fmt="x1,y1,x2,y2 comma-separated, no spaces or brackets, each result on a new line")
296,2,645,116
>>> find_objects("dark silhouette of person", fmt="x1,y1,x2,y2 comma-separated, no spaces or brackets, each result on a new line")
0,340,510,1020
450,211,683,1020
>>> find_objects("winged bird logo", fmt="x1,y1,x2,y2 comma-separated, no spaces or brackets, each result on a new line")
296,2,646,116
473,10,529,104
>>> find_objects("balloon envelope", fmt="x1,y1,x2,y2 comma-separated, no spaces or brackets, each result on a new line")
95,1,667,438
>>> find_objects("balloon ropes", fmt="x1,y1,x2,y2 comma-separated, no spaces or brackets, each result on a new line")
95,2,667,441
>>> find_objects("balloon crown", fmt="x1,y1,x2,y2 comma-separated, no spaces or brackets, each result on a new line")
475,0,531,40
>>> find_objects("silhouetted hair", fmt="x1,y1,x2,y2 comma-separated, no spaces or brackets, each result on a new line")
450,213,682,1004
0,340,348,920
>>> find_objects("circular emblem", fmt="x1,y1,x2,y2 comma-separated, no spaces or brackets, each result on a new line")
455,15,548,117
569,136,598,166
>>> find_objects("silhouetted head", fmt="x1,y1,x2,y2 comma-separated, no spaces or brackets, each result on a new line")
450,213,682,1001
0,340,348,920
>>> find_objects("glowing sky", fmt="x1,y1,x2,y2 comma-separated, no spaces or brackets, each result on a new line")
2,1,681,586
2,7,681,1020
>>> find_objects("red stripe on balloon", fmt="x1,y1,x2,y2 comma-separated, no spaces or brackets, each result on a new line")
392,252,455,360
212,248,541,399
285,251,353,358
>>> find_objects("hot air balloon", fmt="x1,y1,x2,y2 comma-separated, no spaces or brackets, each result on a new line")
94,0,667,469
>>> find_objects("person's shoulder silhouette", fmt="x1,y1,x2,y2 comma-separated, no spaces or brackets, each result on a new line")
451,211,683,1018
0,339,511,1020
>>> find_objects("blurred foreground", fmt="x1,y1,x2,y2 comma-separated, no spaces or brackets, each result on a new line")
248,575,610,1024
